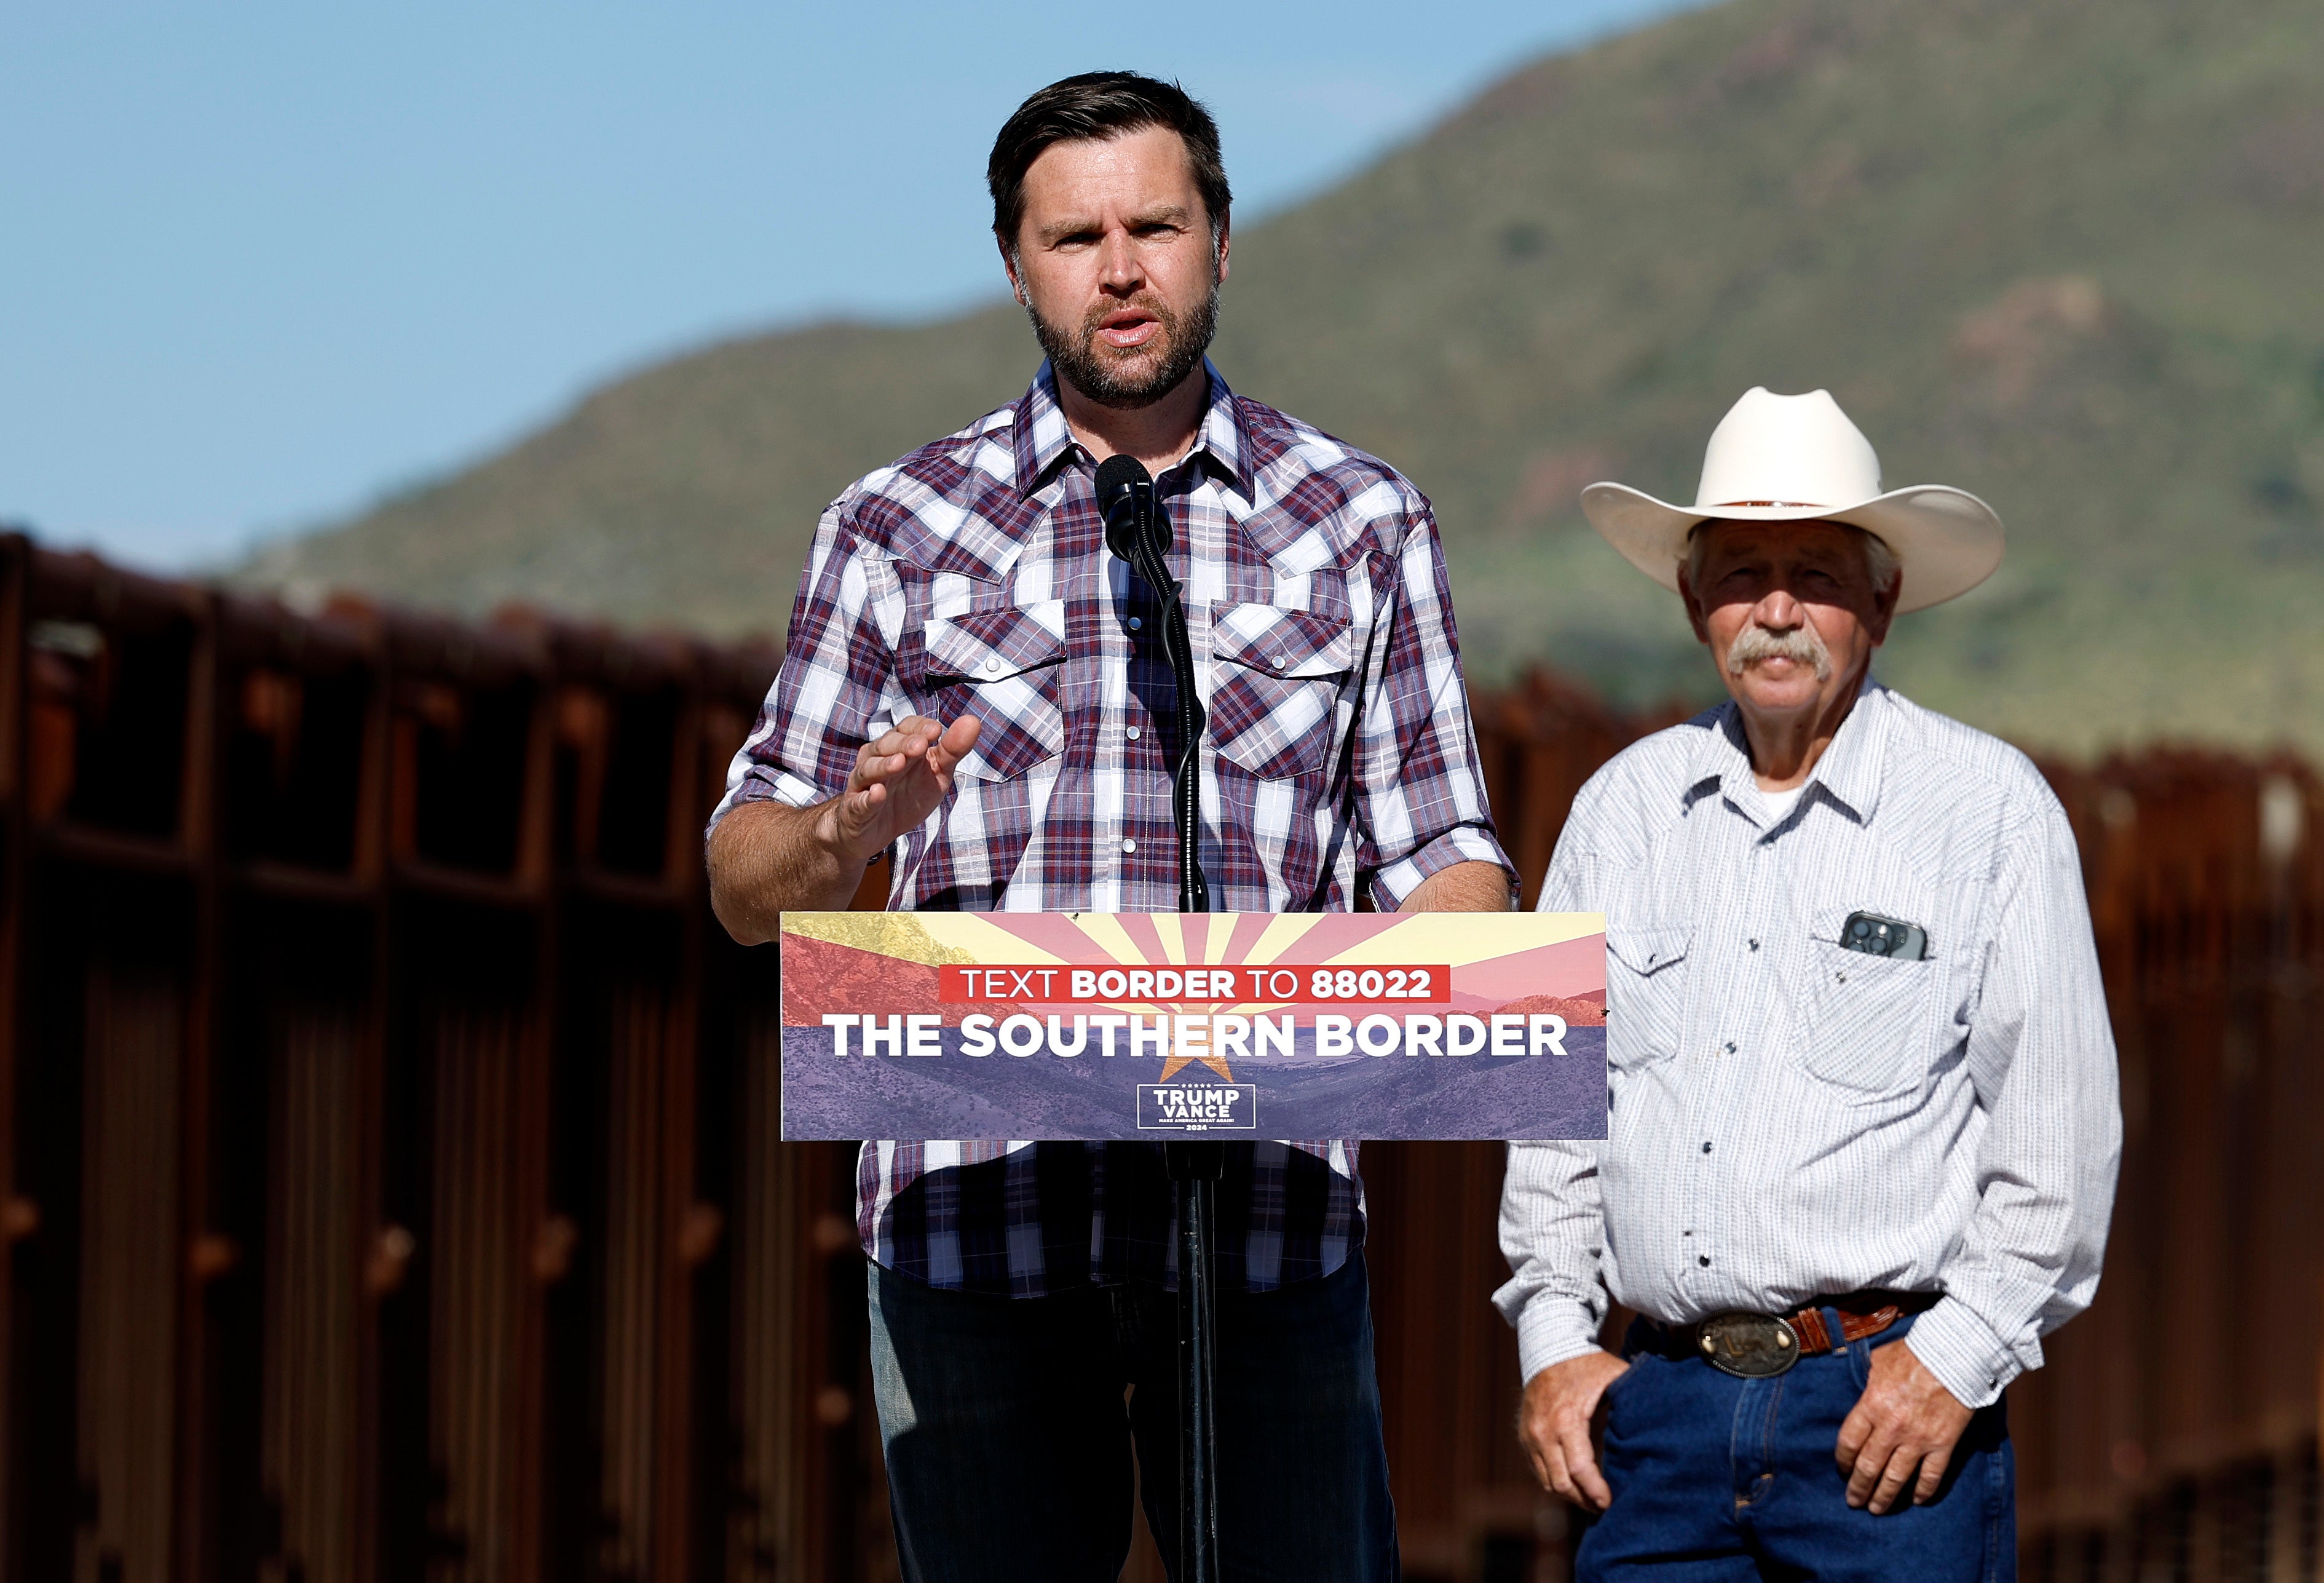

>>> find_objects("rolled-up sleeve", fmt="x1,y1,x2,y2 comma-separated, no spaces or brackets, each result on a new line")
1492,831,1611,1379
1356,506,1517,907
1910,791,2122,1408
708,498,907,836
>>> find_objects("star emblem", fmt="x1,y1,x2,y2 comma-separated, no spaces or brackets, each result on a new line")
1154,996,1236,1082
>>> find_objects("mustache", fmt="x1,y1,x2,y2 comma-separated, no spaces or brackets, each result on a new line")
1725,619,1833,681
1076,291,1177,342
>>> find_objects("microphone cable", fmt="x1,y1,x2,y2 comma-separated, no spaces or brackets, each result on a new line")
1097,454,1210,914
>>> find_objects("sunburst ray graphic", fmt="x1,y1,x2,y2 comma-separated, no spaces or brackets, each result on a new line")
804,912,1605,1082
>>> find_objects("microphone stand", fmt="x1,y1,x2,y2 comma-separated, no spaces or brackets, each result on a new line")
1101,463,1220,1582
1118,477,1209,918
1163,1136,1222,1583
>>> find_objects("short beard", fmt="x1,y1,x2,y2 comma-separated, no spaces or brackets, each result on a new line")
1025,275,1220,411
1725,619,1833,681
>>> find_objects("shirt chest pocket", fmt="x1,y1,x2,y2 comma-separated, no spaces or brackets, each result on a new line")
1798,911,1939,1098
915,602,1067,782
1605,922,1691,1072
1206,605,1353,779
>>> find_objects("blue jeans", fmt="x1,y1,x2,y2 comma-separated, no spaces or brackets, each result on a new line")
1579,1314,2014,1582
867,1252,1399,1582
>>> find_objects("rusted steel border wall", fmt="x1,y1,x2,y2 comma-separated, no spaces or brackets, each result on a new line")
0,534,879,1583
2,539,2317,1582
2011,751,2323,1582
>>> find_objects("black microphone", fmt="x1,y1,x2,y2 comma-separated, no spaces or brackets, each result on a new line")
1094,454,1209,913
1096,454,1166,563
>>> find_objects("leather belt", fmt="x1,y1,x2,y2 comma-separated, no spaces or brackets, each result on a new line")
1634,1291,1939,1379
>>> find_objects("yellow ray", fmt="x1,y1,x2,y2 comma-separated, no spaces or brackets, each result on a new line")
904,913,1079,963
1242,913,1326,964
1149,914,1185,962
1069,913,1150,964
781,911,979,964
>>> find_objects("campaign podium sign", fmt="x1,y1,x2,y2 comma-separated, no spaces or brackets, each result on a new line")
778,911,1607,1141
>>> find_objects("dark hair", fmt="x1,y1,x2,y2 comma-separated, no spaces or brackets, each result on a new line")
987,72,1231,252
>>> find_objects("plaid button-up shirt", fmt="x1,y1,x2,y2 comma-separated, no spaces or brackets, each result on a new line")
717,360,1514,1295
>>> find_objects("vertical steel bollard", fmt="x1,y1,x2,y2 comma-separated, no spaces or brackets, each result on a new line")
1167,1140,1224,1583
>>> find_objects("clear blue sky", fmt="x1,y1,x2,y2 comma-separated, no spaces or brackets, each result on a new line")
2,1,1703,571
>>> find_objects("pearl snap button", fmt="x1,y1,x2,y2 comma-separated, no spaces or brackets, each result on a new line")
1128,617,1142,631
1127,725,1142,740
1122,838,1137,854
984,657,1001,673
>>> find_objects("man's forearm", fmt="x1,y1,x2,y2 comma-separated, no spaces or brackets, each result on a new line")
707,798,869,945
1401,859,1515,913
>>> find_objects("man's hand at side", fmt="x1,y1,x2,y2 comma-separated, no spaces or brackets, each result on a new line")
1516,1350,1629,1510
708,715,980,943
1835,1338,1975,1514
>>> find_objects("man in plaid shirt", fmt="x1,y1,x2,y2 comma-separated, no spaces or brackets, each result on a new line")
709,71,1514,1582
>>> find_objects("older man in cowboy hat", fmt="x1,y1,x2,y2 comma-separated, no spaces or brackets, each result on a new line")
1495,389,2120,1579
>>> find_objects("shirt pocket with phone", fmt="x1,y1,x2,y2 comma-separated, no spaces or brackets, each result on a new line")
1798,905,1939,1098
1206,603,1354,780
1605,921,1693,1073
914,601,1068,782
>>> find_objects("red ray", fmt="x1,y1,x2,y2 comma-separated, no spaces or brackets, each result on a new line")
1251,914,1405,957
1180,914,1211,960
1441,937,1607,1007
1222,913,1276,962
977,914,1115,961
1115,913,1168,961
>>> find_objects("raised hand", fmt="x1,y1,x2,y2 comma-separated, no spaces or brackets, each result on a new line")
816,715,983,863
706,713,983,940
1835,1338,1975,1513
1517,1349,1630,1510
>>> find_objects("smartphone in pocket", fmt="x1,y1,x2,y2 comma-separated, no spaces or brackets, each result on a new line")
1838,911,1928,961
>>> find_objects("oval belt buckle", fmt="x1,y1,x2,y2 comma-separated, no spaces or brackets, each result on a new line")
1697,1311,1800,1378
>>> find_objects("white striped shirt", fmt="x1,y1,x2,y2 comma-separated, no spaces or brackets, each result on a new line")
1494,679,2120,1407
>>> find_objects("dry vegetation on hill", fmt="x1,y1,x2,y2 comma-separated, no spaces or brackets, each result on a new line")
242,0,2324,753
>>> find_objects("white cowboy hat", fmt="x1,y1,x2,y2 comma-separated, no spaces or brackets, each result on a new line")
1579,387,2004,613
